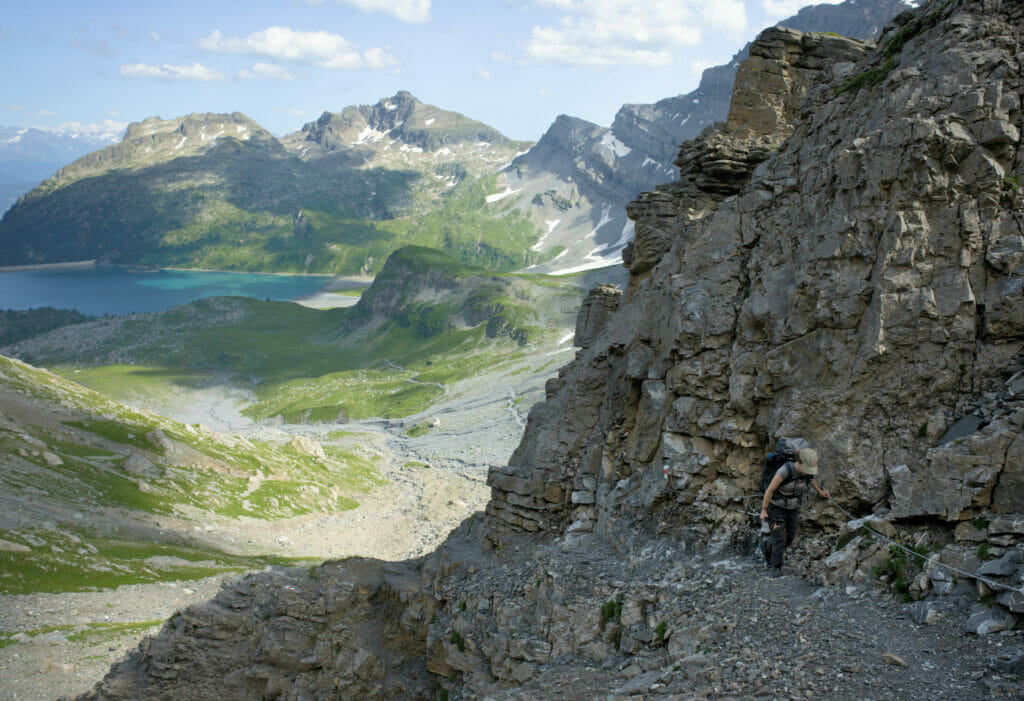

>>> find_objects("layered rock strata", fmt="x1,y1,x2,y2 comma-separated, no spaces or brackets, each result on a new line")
492,0,1024,543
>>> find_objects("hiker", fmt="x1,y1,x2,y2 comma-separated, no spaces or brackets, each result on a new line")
760,447,830,576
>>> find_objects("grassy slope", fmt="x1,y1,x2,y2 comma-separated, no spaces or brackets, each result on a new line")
0,354,384,595
0,129,548,274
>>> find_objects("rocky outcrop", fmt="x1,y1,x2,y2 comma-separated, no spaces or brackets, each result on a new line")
574,284,623,349
81,558,434,700
622,29,872,276
497,0,1024,543
510,0,910,274
611,0,910,175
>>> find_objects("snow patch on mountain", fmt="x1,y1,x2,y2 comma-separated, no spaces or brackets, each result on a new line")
485,186,521,204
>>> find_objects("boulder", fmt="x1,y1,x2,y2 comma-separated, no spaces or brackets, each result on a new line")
966,604,1018,635
289,435,327,461
907,601,941,625
123,452,159,478
977,553,1021,578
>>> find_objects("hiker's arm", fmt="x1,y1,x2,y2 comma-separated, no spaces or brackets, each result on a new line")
760,474,783,520
810,477,830,499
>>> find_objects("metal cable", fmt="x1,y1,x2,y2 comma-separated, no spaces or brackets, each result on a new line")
671,481,1024,595
828,499,1024,596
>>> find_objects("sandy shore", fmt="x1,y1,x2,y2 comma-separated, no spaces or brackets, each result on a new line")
0,260,96,273
293,275,373,309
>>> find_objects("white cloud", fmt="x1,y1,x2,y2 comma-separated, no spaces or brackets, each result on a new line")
331,0,430,23
491,51,514,63
238,62,302,80
762,0,843,18
363,46,400,69
198,27,397,70
108,110,120,117
539,88,552,96
524,0,747,66
476,67,492,79
119,62,228,81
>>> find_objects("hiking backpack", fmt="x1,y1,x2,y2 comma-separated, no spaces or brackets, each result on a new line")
759,437,810,492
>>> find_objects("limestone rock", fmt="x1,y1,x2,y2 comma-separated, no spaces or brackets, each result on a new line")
0,538,31,553
289,434,327,461
966,604,1018,635
574,284,622,349
123,452,159,478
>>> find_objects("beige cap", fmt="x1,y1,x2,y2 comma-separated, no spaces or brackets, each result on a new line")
799,448,818,475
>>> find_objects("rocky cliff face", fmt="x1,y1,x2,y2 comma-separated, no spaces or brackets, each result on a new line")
80,2,1024,699
611,0,910,174
493,0,1023,540
513,0,911,273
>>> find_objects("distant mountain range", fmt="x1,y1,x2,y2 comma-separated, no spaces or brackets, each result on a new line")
0,0,909,275
0,127,119,215
0,95,538,274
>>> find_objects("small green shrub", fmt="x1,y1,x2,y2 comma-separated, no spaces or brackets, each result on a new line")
873,545,914,600
835,57,896,96
1004,175,1021,191
971,517,990,531
449,630,464,652
405,421,434,437
978,543,994,561
654,621,669,646
600,599,622,627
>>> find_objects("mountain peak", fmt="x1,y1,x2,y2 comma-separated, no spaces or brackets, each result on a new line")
289,92,515,156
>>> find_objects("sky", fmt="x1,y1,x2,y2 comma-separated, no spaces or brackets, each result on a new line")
1,0,845,142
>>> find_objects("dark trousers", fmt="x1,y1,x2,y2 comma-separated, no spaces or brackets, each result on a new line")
767,504,798,568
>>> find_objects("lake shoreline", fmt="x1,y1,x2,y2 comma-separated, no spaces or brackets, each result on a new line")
0,266,356,316
0,261,343,278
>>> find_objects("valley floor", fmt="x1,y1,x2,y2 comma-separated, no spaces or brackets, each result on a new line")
0,340,568,700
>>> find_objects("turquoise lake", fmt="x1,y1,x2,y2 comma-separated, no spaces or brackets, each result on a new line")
0,267,332,316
